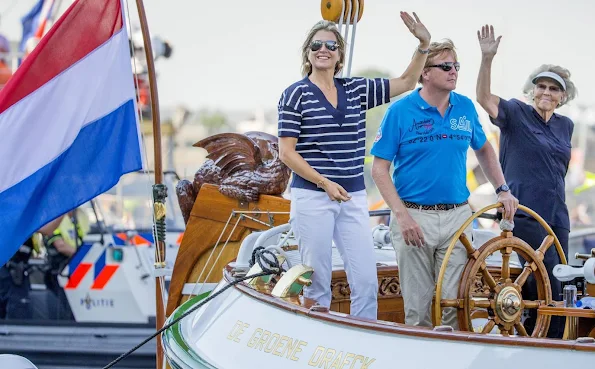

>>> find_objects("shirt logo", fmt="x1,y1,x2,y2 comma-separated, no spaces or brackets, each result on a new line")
374,129,382,143
409,118,435,134
450,116,472,132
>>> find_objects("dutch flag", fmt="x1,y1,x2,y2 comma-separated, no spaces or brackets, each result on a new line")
0,0,144,267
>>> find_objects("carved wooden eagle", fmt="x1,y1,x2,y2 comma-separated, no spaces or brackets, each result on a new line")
176,131,291,224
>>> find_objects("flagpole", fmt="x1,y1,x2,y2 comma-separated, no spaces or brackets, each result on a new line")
133,1,166,368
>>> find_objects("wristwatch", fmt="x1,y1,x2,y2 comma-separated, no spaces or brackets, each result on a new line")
495,184,510,195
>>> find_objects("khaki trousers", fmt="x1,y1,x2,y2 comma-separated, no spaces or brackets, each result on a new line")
390,204,472,329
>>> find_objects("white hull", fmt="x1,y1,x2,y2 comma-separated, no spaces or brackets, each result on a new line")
163,276,595,369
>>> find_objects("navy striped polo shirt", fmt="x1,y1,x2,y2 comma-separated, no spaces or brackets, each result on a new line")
278,76,390,192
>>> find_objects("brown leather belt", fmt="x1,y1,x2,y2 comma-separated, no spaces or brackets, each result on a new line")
402,200,468,211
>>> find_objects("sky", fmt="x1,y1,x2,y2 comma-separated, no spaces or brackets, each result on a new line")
1,0,594,115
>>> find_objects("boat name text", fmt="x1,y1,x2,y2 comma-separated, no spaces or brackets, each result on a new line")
227,320,375,368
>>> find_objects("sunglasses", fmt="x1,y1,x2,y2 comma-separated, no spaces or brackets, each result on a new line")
428,62,460,72
310,40,339,52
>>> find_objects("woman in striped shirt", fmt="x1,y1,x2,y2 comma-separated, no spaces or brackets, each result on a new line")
277,12,432,319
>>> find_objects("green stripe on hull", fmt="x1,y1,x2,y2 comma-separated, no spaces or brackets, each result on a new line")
163,291,218,369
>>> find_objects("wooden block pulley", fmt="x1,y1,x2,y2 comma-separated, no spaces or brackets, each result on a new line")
321,0,364,24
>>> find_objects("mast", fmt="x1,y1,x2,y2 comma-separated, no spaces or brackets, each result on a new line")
133,0,167,367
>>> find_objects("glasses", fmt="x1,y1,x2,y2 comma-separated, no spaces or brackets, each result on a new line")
310,40,339,52
427,62,460,72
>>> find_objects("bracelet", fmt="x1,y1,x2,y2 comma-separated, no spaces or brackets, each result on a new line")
316,179,326,189
417,46,429,54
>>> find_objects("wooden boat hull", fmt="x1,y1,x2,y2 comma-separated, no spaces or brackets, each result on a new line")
163,275,595,369
164,184,595,367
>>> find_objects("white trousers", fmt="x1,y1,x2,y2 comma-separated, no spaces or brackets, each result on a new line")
390,204,472,329
290,188,378,320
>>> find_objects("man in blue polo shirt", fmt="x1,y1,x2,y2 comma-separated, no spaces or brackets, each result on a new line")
370,39,519,329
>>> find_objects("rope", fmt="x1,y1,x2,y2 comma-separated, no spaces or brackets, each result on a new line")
249,246,281,272
101,247,284,369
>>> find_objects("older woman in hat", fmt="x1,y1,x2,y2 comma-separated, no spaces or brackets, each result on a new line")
476,25,578,338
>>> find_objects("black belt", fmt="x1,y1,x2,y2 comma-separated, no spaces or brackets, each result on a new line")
402,200,468,211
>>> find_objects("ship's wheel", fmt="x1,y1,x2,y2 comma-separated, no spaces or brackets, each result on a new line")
434,203,567,337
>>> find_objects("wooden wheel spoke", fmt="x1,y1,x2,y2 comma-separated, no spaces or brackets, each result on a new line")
472,299,492,309
481,319,496,334
459,233,477,258
515,322,529,336
479,263,498,289
501,247,511,281
522,300,544,310
441,299,463,309
514,266,532,288
536,235,554,259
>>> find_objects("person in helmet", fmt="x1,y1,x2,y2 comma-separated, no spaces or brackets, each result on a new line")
42,209,89,320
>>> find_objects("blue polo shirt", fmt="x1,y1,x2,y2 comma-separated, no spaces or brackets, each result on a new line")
491,98,573,230
371,88,487,205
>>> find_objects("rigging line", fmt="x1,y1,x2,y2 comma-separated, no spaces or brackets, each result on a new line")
346,1,359,77
187,211,235,296
339,0,351,78
190,212,246,298
188,209,285,297
337,0,346,34
237,213,276,228
189,209,282,298
190,208,293,298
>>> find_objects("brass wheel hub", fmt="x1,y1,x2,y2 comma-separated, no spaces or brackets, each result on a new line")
495,286,522,322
